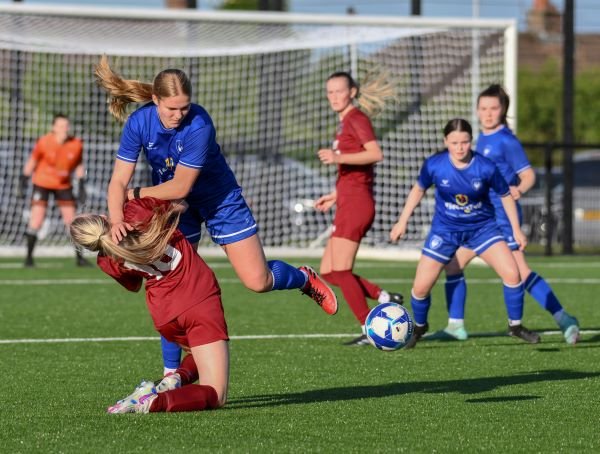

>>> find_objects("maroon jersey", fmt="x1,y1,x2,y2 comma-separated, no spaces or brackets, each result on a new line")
332,107,377,196
97,198,221,328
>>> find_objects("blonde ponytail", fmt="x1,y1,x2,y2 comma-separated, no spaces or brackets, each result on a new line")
70,205,181,266
94,55,193,123
94,55,154,123
356,70,397,117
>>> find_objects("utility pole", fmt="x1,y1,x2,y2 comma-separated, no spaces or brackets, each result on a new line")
259,0,284,10
411,0,421,15
562,0,574,254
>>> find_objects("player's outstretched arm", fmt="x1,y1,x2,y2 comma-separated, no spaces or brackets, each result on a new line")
108,159,135,243
129,165,200,202
500,194,527,250
390,184,425,242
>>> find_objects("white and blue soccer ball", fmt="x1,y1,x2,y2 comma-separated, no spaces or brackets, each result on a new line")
365,302,414,351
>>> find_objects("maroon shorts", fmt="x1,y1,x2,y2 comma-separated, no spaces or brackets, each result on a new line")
156,294,229,349
332,193,375,242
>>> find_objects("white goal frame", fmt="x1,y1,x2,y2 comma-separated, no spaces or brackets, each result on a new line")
0,4,517,260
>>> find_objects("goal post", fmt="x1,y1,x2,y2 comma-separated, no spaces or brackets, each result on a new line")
0,4,517,258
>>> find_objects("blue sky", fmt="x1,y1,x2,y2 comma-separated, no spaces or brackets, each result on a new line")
0,0,598,33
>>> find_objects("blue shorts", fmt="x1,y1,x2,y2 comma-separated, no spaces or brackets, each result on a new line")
494,201,523,251
422,222,506,264
179,188,258,246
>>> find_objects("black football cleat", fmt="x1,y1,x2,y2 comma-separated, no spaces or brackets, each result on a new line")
404,323,429,349
508,324,541,344
343,334,371,346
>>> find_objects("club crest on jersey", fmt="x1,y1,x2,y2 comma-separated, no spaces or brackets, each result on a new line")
165,157,175,170
455,194,469,206
430,235,443,250
176,140,183,154
471,179,482,191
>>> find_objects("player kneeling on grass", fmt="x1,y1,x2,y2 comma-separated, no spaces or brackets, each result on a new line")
70,197,228,413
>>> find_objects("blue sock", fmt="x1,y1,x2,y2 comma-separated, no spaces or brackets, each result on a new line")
445,273,466,319
524,271,563,315
268,260,308,290
160,336,182,370
503,282,525,322
410,291,431,326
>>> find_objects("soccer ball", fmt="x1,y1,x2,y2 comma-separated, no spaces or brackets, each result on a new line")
365,302,414,351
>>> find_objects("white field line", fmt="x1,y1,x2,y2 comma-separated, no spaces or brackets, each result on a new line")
3,261,600,270
0,330,599,345
3,277,600,286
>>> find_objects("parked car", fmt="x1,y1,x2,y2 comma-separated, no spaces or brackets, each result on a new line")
521,150,600,246
225,154,334,247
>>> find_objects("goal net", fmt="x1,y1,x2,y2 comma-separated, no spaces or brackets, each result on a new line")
0,5,516,257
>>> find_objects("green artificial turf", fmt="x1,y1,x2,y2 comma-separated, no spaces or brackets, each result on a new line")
0,256,598,452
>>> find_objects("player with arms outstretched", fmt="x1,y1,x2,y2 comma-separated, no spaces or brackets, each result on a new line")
71,197,228,413
18,114,89,267
390,118,540,348
442,85,580,345
94,57,337,376
316,71,403,346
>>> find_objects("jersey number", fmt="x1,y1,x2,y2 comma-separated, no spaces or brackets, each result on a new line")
124,245,182,280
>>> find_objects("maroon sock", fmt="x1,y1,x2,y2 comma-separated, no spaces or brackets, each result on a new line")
150,384,219,412
331,270,371,324
354,274,381,300
321,272,337,286
176,354,199,385
324,271,380,300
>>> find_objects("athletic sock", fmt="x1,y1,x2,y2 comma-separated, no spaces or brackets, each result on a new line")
524,271,563,315
160,336,182,371
410,290,431,326
176,353,199,385
445,272,466,320
25,230,38,260
503,282,525,323
354,275,381,300
330,270,371,324
322,272,381,300
149,384,219,412
268,260,307,290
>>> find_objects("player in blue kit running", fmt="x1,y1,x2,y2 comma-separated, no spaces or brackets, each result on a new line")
442,85,580,345
390,118,540,348
94,56,337,375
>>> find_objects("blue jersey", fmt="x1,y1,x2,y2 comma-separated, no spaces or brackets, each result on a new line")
417,150,510,230
117,102,239,208
476,125,531,190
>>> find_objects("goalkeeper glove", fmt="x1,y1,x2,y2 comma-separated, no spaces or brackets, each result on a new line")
77,178,87,206
16,174,29,198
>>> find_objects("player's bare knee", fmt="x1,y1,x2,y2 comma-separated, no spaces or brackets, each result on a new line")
411,286,429,300
242,274,272,293
501,269,521,286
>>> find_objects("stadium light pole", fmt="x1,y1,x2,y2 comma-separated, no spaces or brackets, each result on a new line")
562,0,574,254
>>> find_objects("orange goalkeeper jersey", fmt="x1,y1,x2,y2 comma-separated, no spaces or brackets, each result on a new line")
31,133,83,190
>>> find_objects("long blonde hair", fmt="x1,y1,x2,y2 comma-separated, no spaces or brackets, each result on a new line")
327,70,397,117
94,55,192,123
70,204,181,265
